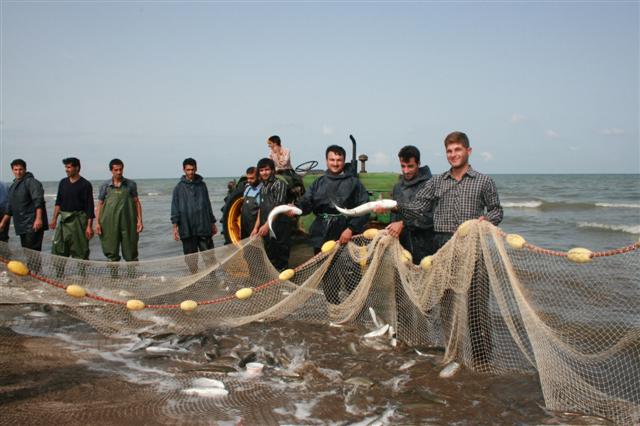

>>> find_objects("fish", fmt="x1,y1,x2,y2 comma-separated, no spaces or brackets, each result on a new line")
368,307,381,328
344,376,375,387
182,387,229,397
363,324,390,339
438,361,461,378
191,378,225,389
267,205,302,238
334,199,397,217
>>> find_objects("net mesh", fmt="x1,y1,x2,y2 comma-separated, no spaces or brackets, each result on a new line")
0,220,638,424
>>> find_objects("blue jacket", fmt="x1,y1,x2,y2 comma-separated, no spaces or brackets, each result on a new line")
171,174,216,239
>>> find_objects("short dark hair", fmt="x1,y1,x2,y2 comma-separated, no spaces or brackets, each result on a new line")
10,159,26,169
444,131,470,148
257,157,275,171
325,145,346,159
246,166,257,175
62,157,81,168
183,158,197,168
268,135,281,146
398,145,420,163
109,158,124,170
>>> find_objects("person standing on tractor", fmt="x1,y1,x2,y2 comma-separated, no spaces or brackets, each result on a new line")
95,159,143,262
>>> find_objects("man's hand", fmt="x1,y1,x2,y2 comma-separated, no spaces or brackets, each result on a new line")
258,223,269,238
173,227,180,241
137,221,144,233
212,224,218,236
32,218,43,232
386,221,404,238
49,220,57,230
339,228,353,245
95,223,102,236
478,216,486,222
85,226,94,240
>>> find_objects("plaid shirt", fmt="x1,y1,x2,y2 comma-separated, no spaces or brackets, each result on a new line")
398,166,503,233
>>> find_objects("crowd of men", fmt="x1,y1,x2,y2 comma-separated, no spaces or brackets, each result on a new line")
0,131,503,274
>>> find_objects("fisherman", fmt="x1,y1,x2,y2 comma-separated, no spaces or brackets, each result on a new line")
383,131,503,371
0,159,48,255
252,158,290,271
95,159,143,262
49,157,95,261
296,145,369,303
387,145,435,264
240,166,262,240
171,158,218,273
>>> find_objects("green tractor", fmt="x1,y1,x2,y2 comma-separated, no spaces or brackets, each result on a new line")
221,135,400,245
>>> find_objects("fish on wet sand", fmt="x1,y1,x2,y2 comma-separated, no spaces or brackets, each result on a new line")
344,376,375,388
363,324,390,339
267,205,302,238
334,199,397,217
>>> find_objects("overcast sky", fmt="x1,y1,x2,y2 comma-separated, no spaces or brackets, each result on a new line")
1,1,638,181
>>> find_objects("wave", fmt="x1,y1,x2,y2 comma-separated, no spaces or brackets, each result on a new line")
595,203,640,209
145,192,161,197
502,200,640,211
577,222,640,235
502,201,543,208
44,193,57,198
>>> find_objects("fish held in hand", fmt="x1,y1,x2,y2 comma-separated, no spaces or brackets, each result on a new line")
334,199,397,217
267,205,302,238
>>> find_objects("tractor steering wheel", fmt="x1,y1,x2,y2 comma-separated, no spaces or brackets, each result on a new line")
294,160,319,176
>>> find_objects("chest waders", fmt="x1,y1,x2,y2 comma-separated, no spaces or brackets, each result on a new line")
240,191,260,239
52,211,89,260
100,186,139,261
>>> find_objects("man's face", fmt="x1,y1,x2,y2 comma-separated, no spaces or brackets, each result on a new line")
183,164,196,181
400,157,420,181
326,151,345,175
111,164,124,180
246,171,258,187
446,143,471,169
65,163,80,178
12,165,26,181
258,166,273,182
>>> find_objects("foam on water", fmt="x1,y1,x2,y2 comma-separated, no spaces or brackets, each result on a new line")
577,222,640,235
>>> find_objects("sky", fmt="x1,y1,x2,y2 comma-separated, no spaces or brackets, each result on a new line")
1,1,638,181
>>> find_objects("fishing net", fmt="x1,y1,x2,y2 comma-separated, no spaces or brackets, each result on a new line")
0,220,638,424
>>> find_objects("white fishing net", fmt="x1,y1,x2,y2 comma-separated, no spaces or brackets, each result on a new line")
0,220,638,424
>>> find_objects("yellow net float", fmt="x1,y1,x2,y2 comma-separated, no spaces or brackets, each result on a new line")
126,299,145,311
456,219,475,237
279,269,295,281
567,247,593,264
180,300,198,312
363,228,378,240
7,260,29,276
420,255,433,271
321,240,337,254
506,234,526,249
66,284,86,298
235,287,253,300
401,249,413,264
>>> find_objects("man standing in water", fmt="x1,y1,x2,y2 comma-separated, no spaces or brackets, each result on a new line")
296,145,369,303
252,158,290,271
387,131,503,372
387,145,435,264
0,159,49,258
171,158,217,272
50,157,95,260
95,159,143,262
241,166,262,240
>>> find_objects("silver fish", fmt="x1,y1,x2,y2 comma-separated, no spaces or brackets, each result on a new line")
344,376,375,387
438,361,461,378
267,205,302,238
334,199,397,217
363,324,390,339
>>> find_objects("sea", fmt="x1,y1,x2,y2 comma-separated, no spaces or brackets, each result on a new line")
1,173,639,425
23,173,640,258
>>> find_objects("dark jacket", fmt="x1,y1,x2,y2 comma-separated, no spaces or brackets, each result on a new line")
171,174,216,239
391,165,433,230
7,172,49,235
298,171,369,249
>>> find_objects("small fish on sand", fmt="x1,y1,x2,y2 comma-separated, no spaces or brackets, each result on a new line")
344,376,375,387
368,307,381,328
439,361,461,378
267,205,302,238
334,199,397,217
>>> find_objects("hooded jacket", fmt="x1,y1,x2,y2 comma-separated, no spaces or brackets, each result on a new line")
391,165,433,230
298,171,369,249
171,174,216,239
7,172,49,235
